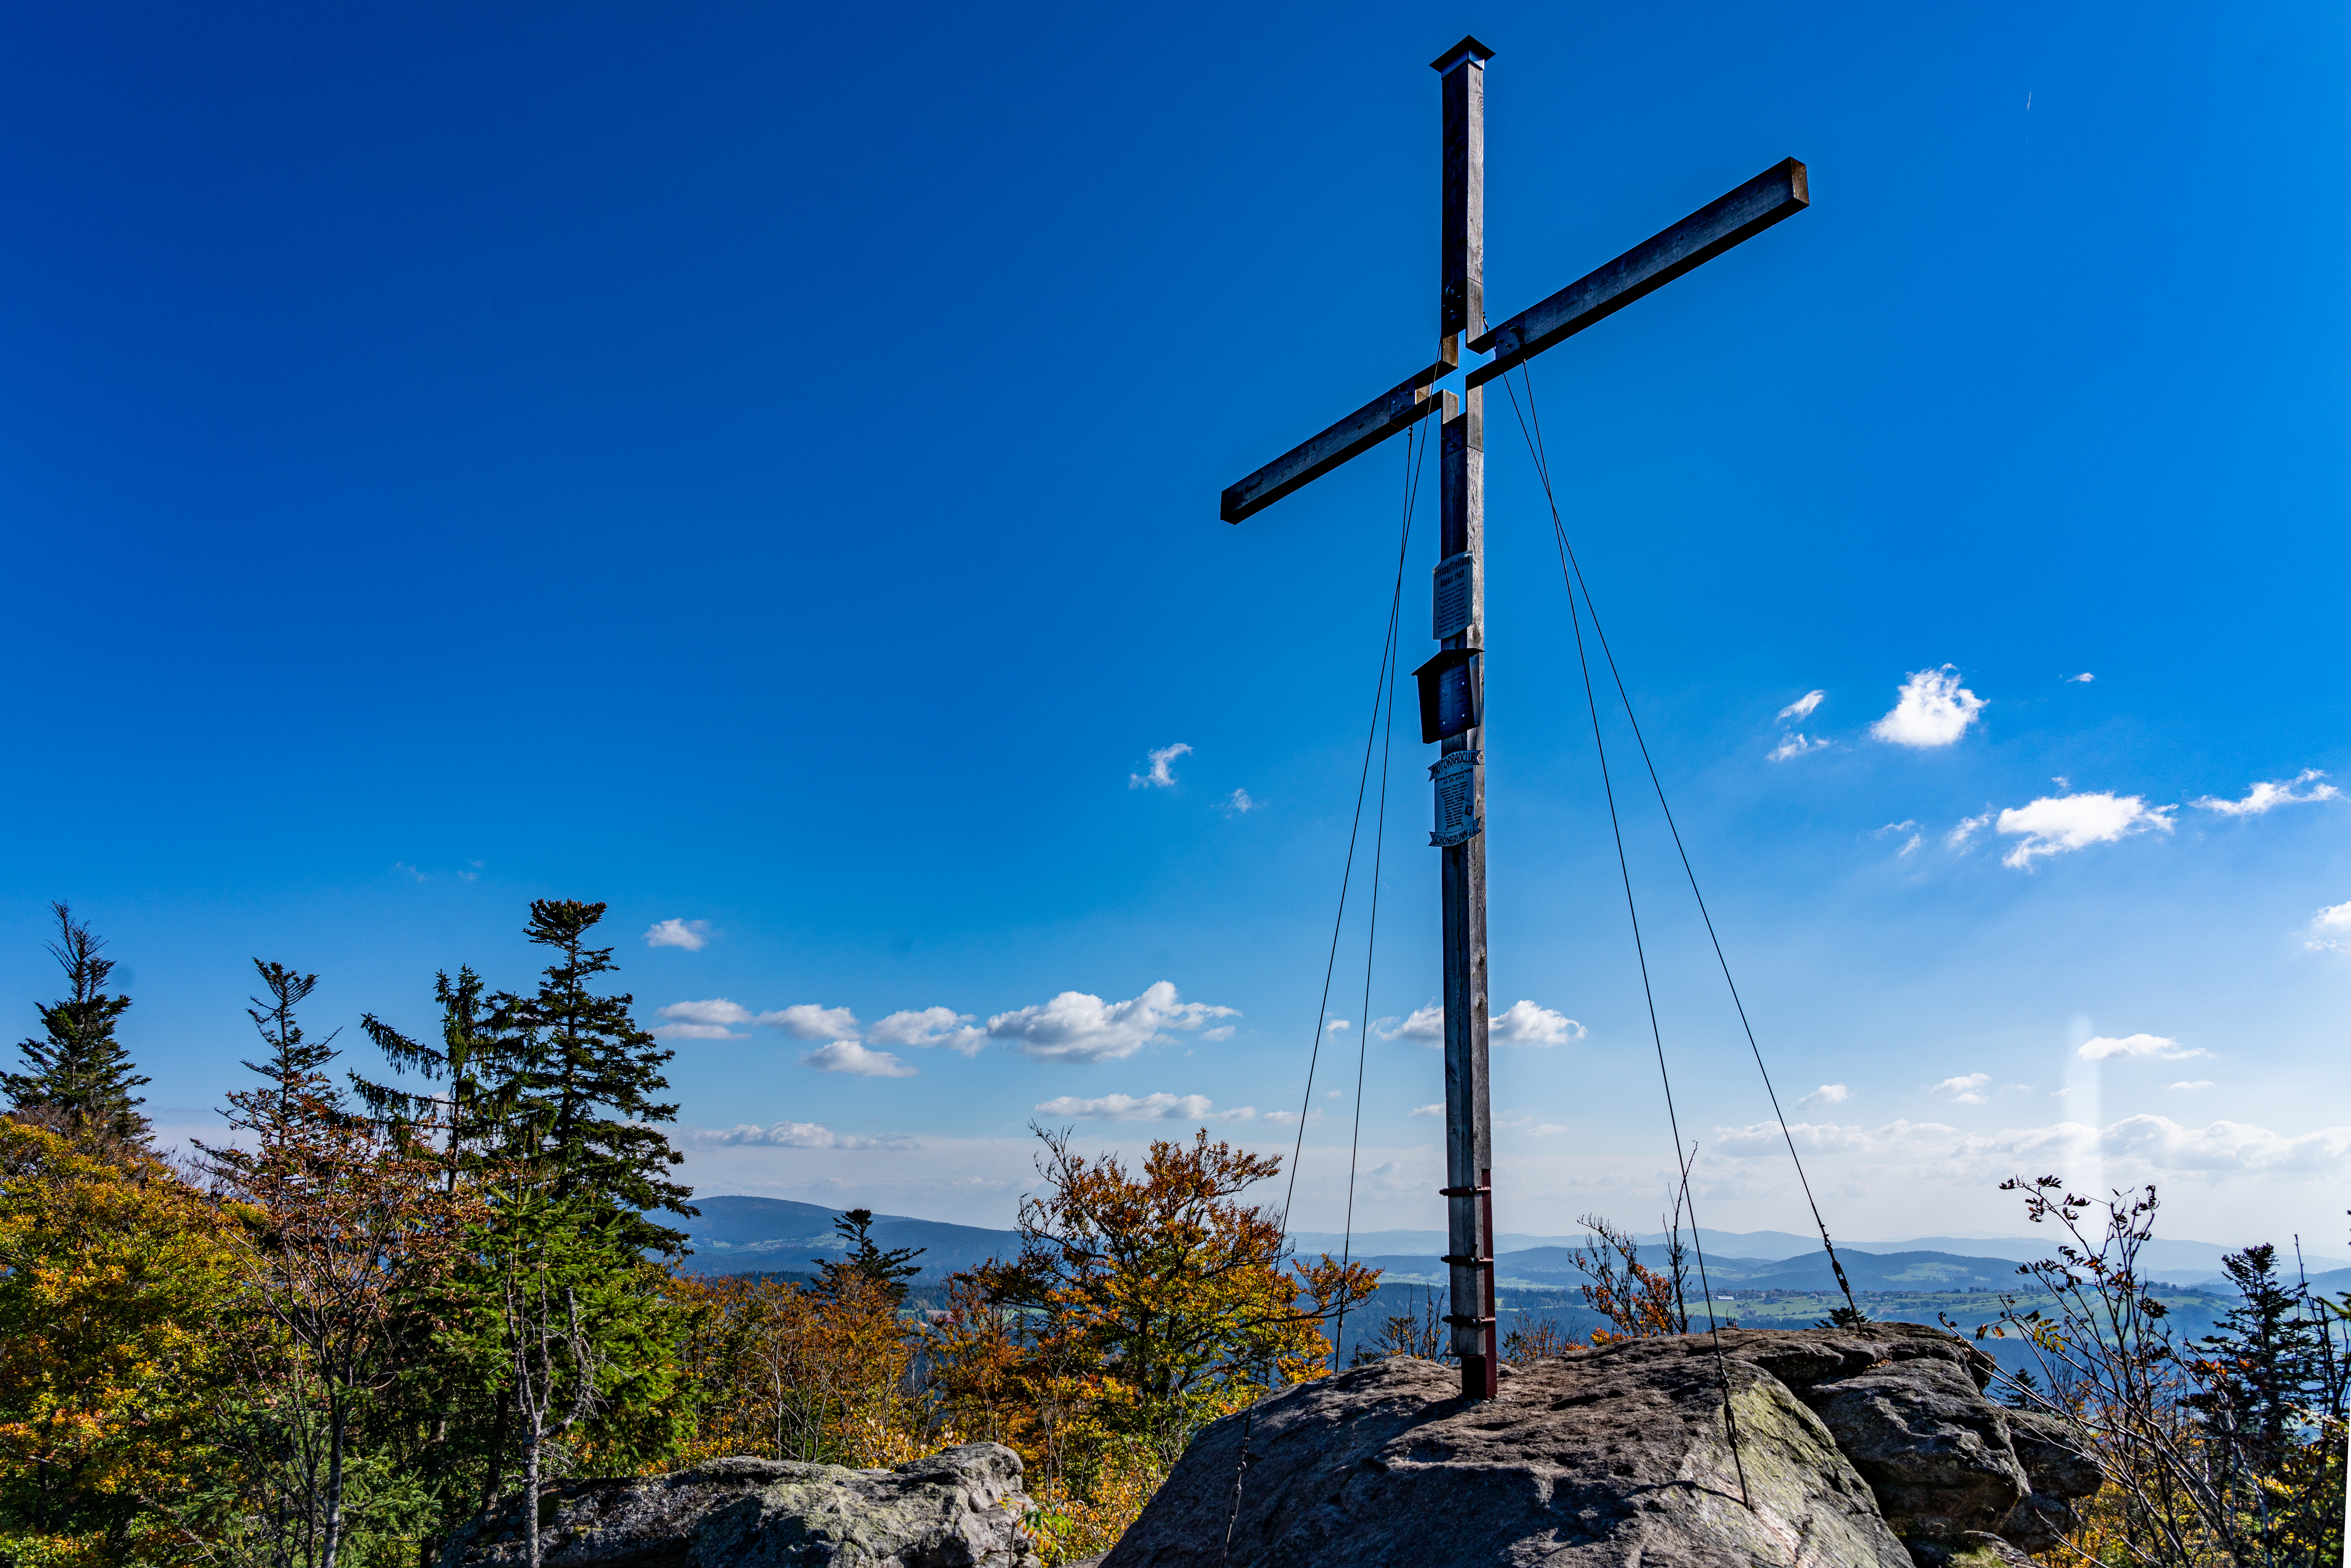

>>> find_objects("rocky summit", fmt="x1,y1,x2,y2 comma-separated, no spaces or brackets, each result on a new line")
457,1442,1039,1568
1102,1323,2100,1568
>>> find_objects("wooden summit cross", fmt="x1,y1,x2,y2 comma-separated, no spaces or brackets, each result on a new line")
1220,37,1807,1401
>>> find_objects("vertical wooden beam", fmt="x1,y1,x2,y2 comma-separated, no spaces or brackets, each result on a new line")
1433,34,1494,1403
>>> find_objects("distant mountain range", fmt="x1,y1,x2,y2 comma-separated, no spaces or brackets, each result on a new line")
675,1195,2348,1297
675,1196,1021,1279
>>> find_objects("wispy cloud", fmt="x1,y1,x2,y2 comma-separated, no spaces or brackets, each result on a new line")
801,1040,916,1078
1129,743,1192,790
1409,1103,1443,1117
1777,690,1826,722
1799,1083,1850,1108
689,1120,916,1150
758,1003,862,1041
1031,1091,1257,1122
1948,811,1994,850
2066,672,2095,683
986,981,1237,1064
653,998,753,1040
869,1007,987,1056
2192,769,2341,817
644,918,712,951
1768,733,1828,762
1222,788,1258,816
392,862,428,882
1996,792,2175,868
2079,1033,2205,1062
1935,1072,1992,1105
1871,665,1986,748
1710,1115,2351,1176
2169,1080,2215,1091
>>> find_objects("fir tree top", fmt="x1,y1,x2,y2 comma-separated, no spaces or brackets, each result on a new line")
4,902,149,1145
482,900,696,1255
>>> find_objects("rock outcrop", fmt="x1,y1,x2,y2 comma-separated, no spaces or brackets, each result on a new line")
1103,1323,2099,1568
458,1443,1039,1568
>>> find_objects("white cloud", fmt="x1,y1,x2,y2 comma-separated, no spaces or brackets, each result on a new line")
2169,1080,2215,1091
1935,1073,1992,1104
1709,1115,2351,1177
1995,791,2176,868
1871,666,1986,748
1032,1091,1257,1123
869,1007,987,1056
2067,672,2095,683
689,1121,916,1150
1374,1003,1446,1045
985,981,1238,1064
802,1040,916,1078
758,1003,863,1041
1948,811,1994,850
1222,788,1258,815
644,918,712,951
2308,900,2351,954
1799,1083,1850,1108
1898,834,1922,857
2078,1033,2205,1062
2192,769,2340,817
1129,743,1192,790
1326,1019,1349,1033
653,998,754,1039
1777,690,1826,722
1377,1000,1580,1048
1201,1025,1236,1042
1489,1000,1586,1047
1409,1103,1443,1117
1768,733,1827,762
2100,1115,2351,1174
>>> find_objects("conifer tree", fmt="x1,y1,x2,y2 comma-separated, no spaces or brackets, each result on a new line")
480,900,695,1254
815,1208,925,1303
3,903,148,1144
2188,1243,2325,1473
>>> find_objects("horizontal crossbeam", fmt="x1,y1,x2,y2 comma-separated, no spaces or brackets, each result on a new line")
1220,359,1456,524
1465,158,1808,389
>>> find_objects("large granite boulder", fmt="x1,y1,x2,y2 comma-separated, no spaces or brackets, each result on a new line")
457,1443,1039,1568
1104,1324,2101,1568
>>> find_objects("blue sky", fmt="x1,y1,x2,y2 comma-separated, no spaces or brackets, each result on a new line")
3,1,2346,1252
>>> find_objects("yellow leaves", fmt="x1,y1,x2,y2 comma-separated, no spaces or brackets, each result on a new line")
0,1119,248,1561
668,1271,940,1469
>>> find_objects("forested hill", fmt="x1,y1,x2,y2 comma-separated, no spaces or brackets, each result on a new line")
674,1195,1023,1278
676,1196,2338,1294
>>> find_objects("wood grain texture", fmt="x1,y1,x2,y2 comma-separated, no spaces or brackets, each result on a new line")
1219,359,1452,524
1465,158,1808,389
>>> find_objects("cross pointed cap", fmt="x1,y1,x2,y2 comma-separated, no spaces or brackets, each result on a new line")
1430,35,1495,73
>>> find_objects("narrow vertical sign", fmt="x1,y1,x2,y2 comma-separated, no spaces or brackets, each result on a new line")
1432,551,1476,641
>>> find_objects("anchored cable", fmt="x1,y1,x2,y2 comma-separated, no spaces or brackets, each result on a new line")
1276,417,1427,1230
1331,454,1412,1371
1233,418,1428,1563
1505,366,1749,1508
1502,364,1862,1325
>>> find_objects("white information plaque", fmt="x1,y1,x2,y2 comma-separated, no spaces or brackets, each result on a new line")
1428,749,1482,847
1432,552,1477,641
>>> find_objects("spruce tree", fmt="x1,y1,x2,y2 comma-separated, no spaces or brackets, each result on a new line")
815,1208,925,1303
2189,1243,2325,1473
3,902,149,1143
482,900,695,1255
